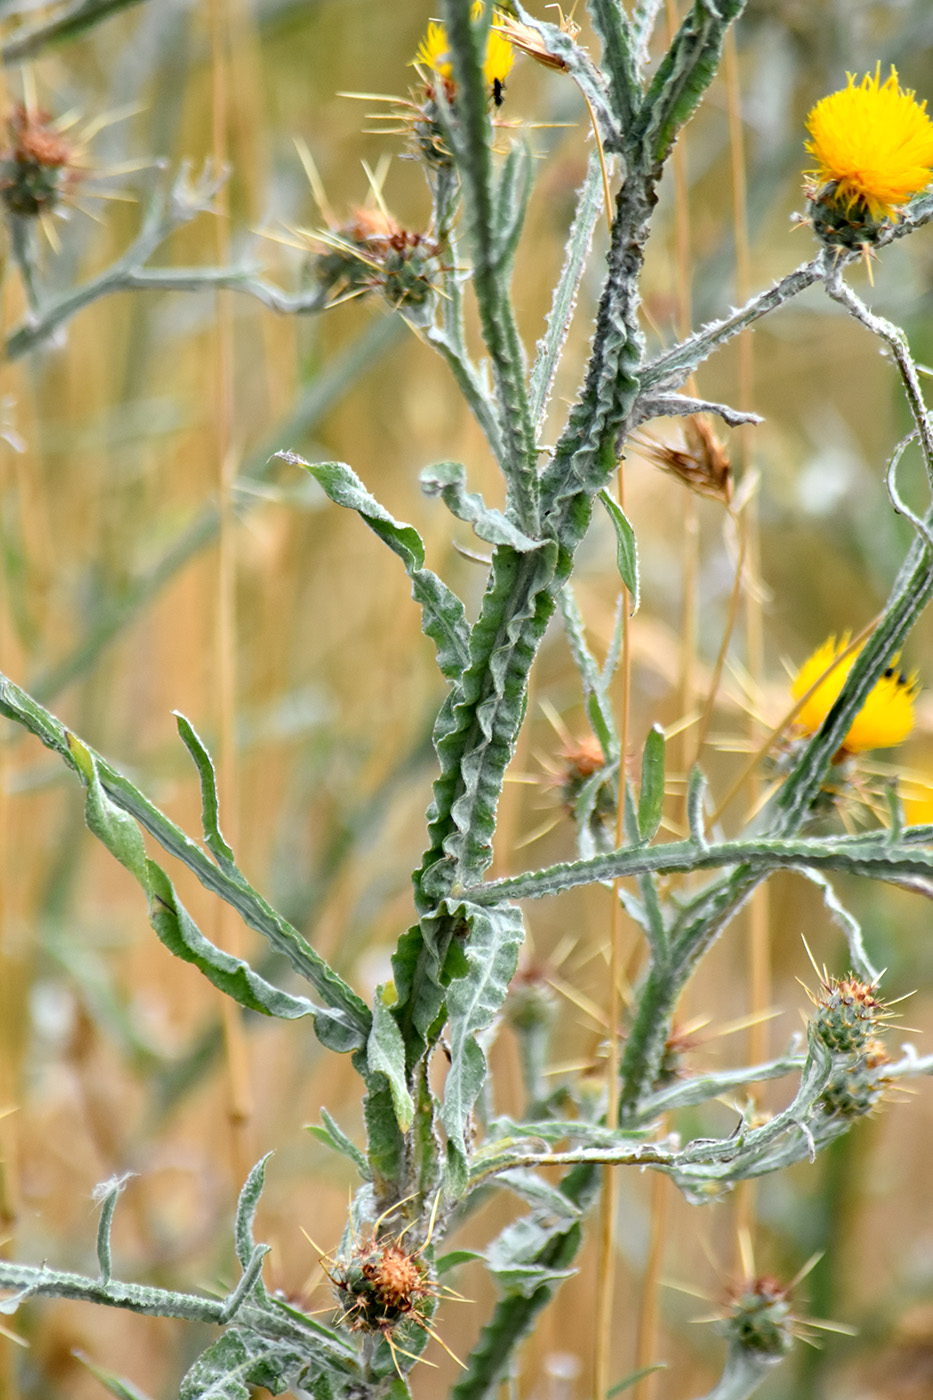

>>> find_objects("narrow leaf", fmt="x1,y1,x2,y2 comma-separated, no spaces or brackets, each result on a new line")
279,453,470,682
234,1153,272,1271
606,1363,667,1397
687,764,708,850
530,153,606,432
598,490,639,612
421,461,539,551
436,1249,484,1275
307,1109,371,1181
174,712,236,870
491,140,534,272
367,994,415,1134
74,1353,155,1400
559,583,618,760
0,671,371,1042
93,1173,133,1285
67,734,148,885
146,861,317,1020
441,902,525,1193
638,0,746,167
637,725,665,842
220,1245,271,1323
586,0,639,134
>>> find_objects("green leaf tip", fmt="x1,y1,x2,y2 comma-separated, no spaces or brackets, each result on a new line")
598,490,640,612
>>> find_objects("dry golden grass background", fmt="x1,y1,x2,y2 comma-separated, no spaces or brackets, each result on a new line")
2,2,933,1397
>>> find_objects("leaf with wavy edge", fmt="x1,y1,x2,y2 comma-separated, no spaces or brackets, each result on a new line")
0,671,370,1048
174,712,237,872
279,453,470,683
420,461,539,551
636,0,747,167
368,993,415,1134
442,901,525,1195
419,542,560,903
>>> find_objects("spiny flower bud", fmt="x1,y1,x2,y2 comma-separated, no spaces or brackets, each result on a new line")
724,1276,795,1361
819,1039,891,1119
332,1235,432,1332
550,733,612,816
305,208,443,322
809,972,889,1056
505,963,558,1036
0,104,74,218
312,1207,462,1379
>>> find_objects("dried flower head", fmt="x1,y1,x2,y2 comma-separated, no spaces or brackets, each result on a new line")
414,3,515,107
0,96,141,253
805,65,933,230
540,731,615,837
634,416,732,505
791,635,919,757
492,9,580,72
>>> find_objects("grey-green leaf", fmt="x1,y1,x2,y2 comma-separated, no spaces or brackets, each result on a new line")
179,1333,252,1400
638,725,665,842
0,672,371,1044
487,1213,577,1298
234,1153,272,1272
367,994,415,1134
174,712,237,871
421,461,539,551
598,490,639,612
279,452,470,682
442,902,525,1193
68,733,148,886
146,862,317,1021
307,1109,371,1181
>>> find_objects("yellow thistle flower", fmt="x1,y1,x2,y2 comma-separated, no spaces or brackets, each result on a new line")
901,778,933,826
791,635,919,756
805,64,933,221
414,4,514,105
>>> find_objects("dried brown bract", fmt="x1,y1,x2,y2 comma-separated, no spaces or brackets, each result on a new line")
634,414,732,504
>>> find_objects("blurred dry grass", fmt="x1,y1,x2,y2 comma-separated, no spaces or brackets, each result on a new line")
1,2,933,1398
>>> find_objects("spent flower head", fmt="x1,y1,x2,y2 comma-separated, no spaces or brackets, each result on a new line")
805,64,933,230
791,634,918,757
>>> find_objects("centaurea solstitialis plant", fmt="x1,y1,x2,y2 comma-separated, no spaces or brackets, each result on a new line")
3,5,933,1400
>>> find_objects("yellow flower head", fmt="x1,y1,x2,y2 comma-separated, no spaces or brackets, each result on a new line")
414,4,514,104
901,778,933,826
791,635,919,756
805,64,933,221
